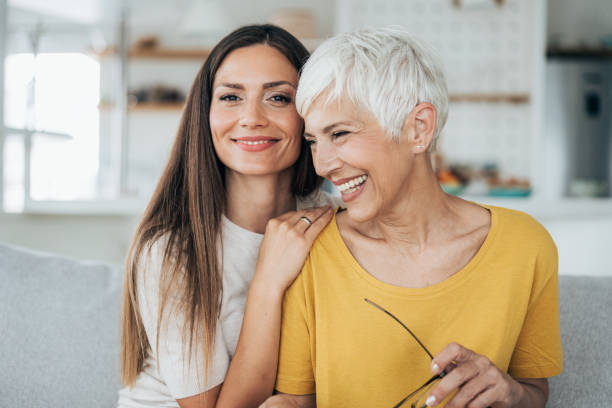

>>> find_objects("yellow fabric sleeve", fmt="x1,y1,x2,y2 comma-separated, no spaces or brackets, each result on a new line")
509,228,563,378
275,260,316,395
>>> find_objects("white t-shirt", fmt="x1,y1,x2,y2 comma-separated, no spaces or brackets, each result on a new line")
117,190,340,407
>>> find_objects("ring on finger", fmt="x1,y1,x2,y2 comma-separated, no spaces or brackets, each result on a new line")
299,216,313,226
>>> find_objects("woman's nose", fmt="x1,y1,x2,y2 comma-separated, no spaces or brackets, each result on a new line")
239,100,268,128
313,140,342,177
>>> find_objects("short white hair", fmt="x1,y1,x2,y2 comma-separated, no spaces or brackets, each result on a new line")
297,27,449,150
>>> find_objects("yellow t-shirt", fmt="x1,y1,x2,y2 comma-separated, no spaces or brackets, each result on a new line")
275,205,563,407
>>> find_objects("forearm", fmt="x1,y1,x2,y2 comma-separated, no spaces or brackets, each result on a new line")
216,277,285,408
260,393,316,408
507,378,548,408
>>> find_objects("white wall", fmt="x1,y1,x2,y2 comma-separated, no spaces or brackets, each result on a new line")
0,213,139,264
541,216,612,277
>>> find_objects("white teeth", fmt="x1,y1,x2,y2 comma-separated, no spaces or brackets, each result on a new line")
337,175,368,193
240,140,272,145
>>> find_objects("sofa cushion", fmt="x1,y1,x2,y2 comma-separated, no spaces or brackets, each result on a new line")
548,275,612,407
1,242,610,406
0,242,122,407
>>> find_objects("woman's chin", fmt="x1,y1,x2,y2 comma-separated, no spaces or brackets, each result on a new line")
226,162,295,178
342,204,378,225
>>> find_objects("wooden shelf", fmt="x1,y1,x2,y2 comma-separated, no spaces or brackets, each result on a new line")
99,94,530,113
129,102,185,111
100,92,532,113
99,102,185,111
449,93,530,104
96,47,211,60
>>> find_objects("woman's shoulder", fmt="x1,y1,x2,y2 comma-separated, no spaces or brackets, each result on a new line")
488,205,546,230
136,234,170,266
486,204,556,251
132,233,184,283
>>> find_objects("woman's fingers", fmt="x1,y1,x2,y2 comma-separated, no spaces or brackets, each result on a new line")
464,387,497,408
293,206,332,235
255,206,334,291
428,360,480,407
271,206,331,231
304,207,334,240
426,342,520,408
431,342,473,375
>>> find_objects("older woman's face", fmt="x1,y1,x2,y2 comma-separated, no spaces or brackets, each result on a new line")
304,100,416,222
210,44,302,177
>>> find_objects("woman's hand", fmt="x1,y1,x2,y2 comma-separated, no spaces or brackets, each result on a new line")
254,206,333,294
425,343,546,408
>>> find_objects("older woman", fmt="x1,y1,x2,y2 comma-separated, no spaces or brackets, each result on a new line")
262,28,562,408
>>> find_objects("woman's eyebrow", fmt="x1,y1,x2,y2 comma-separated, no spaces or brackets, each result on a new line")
216,83,243,90
263,81,296,89
215,81,296,90
323,121,356,133
304,121,358,138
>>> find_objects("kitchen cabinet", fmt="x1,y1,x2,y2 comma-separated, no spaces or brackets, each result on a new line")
334,0,612,218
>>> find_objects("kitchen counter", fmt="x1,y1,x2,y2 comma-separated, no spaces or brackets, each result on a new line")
463,196,612,219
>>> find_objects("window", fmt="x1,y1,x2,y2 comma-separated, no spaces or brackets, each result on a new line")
4,52,101,211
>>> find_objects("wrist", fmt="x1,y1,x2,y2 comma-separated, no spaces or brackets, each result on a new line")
249,273,286,299
490,376,524,408
509,377,526,408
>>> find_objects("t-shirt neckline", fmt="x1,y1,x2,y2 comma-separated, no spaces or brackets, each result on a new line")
221,191,329,240
329,204,500,298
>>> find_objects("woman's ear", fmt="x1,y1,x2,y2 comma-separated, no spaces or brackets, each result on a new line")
403,103,437,153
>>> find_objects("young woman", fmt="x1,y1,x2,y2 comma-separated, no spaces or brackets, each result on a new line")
118,25,339,408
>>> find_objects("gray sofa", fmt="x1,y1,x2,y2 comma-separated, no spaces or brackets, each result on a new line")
0,242,610,407
1,243,122,407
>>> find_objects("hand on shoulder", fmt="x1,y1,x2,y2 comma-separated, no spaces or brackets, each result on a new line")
253,206,333,294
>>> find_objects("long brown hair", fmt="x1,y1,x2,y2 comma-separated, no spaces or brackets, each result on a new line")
120,24,320,387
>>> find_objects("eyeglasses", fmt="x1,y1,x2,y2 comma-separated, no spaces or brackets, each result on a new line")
364,298,448,408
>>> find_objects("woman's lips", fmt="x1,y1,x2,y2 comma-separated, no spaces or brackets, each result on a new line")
232,137,279,152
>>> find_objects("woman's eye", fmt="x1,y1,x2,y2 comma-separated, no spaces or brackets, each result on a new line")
305,139,316,147
220,94,240,102
332,131,349,138
269,94,292,103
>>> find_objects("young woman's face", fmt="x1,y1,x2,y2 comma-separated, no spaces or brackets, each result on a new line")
209,44,302,177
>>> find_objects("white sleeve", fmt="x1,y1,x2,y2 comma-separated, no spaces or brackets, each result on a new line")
137,239,230,399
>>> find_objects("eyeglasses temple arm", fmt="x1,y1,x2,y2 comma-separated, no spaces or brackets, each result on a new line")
392,374,442,408
364,298,435,360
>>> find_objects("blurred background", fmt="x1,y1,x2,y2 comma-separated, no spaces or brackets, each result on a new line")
0,0,610,275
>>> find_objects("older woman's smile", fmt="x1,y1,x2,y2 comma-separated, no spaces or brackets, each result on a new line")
334,174,368,199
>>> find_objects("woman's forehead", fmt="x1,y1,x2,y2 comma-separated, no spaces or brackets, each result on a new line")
214,45,298,87
304,100,373,134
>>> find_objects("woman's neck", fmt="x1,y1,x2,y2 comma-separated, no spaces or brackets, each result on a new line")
346,157,462,250
225,168,297,234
